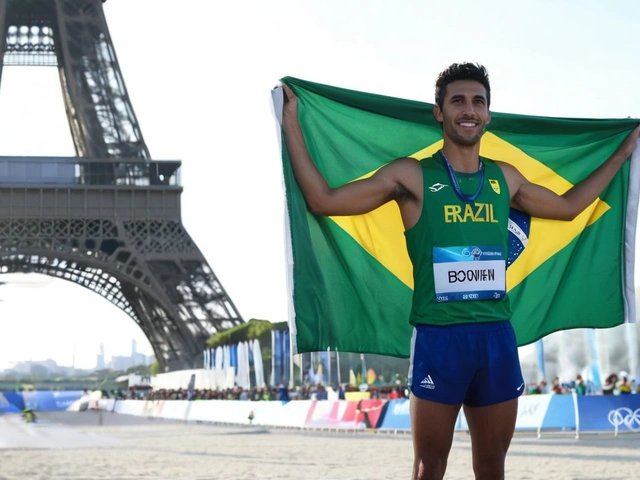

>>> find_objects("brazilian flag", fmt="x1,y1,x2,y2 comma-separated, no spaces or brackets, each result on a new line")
274,77,639,357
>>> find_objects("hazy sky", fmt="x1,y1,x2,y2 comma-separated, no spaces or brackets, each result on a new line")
0,0,639,370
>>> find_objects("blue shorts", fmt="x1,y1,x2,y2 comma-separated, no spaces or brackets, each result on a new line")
409,321,524,407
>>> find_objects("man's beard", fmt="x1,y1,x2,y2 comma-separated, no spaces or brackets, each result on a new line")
446,125,484,147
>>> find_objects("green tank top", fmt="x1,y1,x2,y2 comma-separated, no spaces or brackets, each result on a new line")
405,151,511,326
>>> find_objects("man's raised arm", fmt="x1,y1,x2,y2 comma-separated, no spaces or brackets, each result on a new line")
281,83,418,217
500,124,640,220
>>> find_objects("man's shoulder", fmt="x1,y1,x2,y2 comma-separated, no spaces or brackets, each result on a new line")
393,156,424,164
484,157,517,170
385,156,424,172
483,157,511,175
406,155,439,168
480,155,500,165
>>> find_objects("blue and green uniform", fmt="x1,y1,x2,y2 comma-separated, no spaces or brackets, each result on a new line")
406,152,524,406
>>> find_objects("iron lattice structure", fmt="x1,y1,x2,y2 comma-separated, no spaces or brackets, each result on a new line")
0,0,244,370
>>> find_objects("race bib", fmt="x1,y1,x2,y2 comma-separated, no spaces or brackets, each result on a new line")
433,245,506,302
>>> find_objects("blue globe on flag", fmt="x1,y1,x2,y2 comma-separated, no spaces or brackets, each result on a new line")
507,208,531,268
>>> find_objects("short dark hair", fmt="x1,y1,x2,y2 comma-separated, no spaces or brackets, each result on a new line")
435,63,490,108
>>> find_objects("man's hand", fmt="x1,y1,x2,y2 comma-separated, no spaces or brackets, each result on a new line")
616,124,640,160
282,83,298,114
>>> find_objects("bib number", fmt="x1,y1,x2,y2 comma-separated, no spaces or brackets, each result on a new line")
433,245,506,302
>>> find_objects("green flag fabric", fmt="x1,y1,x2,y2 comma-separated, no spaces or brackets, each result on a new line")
273,77,639,358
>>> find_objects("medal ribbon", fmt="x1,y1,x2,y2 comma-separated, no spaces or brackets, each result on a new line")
440,150,484,203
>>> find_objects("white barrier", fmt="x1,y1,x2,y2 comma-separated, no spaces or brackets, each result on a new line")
100,395,605,434
258,401,311,428
188,400,258,425
454,394,553,433
97,398,116,412
248,400,290,427
67,395,90,412
516,394,554,435
107,399,312,428
63,393,640,436
103,399,364,430
113,399,146,416
155,400,190,421
305,400,356,429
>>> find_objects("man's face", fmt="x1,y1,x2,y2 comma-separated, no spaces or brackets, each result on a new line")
433,79,491,147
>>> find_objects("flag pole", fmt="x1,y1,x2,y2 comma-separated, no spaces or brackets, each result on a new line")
299,353,303,387
289,331,294,388
625,322,638,386
585,329,603,392
336,350,342,386
536,339,545,383
270,330,276,386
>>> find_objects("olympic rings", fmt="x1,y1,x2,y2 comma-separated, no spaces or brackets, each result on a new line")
607,407,640,432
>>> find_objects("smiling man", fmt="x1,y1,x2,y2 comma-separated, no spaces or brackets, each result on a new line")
281,63,640,480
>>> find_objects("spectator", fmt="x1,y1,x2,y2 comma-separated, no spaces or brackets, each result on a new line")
536,379,549,394
316,385,328,400
618,376,632,394
551,377,566,395
602,374,618,395
388,388,400,400
278,384,290,402
574,375,586,395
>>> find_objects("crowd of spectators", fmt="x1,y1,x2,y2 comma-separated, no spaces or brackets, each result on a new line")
112,384,408,402
602,373,636,395
526,372,639,396
104,372,640,402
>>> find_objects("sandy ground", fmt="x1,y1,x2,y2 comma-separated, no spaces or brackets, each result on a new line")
0,411,639,480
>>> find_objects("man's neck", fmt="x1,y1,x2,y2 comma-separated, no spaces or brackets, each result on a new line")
441,143,481,173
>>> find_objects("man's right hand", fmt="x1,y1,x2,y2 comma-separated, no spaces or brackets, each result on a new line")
616,124,640,160
282,83,298,115
279,81,422,223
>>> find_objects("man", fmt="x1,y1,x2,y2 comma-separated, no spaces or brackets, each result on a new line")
281,63,640,479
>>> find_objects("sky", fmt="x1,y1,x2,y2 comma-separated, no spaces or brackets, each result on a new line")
0,0,639,370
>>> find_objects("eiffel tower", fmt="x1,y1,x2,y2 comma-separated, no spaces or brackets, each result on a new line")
0,0,244,370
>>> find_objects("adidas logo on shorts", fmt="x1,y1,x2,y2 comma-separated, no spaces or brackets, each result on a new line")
420,375,435,390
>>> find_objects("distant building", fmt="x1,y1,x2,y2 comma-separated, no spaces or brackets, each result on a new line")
3,359,68,377
98,339,155,372
111,355,133,372
96,342,105,370
132,352,147,366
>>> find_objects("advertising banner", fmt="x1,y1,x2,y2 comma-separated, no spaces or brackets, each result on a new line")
0,392,24,413
21,391,84,411
515,394,553,430
378,399,410,430
540,394,576,430
578,395,640,432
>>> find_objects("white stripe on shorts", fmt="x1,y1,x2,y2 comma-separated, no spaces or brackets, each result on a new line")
408,327,418,388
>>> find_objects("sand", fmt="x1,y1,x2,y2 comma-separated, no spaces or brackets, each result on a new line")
0,411,638,480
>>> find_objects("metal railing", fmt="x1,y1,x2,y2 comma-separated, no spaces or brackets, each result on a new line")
0,156,181,187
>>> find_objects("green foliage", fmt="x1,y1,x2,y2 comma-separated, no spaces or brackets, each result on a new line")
149,362,161,375
261,347,272,363
207,319,288,348
126,365,151,375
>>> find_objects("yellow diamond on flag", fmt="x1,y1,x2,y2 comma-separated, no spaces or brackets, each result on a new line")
329,133,610,292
